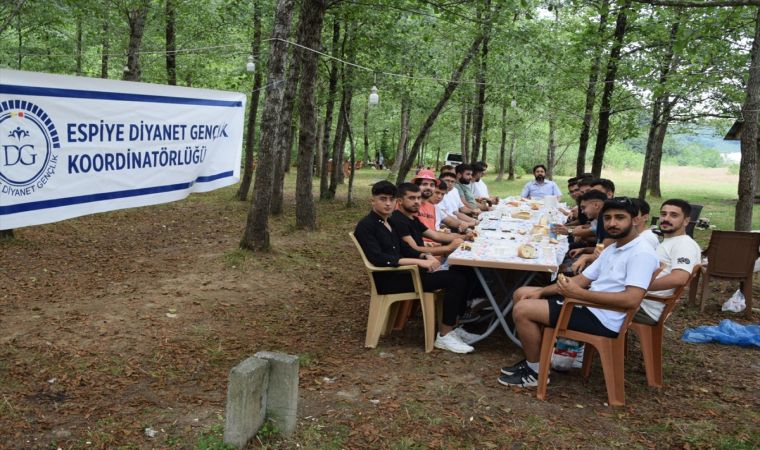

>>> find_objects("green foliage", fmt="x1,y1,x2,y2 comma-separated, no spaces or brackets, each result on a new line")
728,163,740,175
257,420,280,440
194,425,236,450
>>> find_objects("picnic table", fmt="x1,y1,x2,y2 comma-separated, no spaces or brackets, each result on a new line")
447,199,570,346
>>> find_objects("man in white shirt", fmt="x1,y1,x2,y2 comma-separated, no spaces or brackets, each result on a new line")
439,171,480,228
498,198,660,387
521,164,562,201
633,199,702,325
471,162,496,205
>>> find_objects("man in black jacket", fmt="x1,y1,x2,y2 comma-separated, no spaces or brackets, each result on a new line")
354,181,477,354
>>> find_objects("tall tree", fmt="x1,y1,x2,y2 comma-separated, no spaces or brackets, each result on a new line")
240,0,295,251
471,30,489,163
737,8,760,231
591,0,632,176
576,0,611,175
319,19,340,199
237,3,263,201
100,7,109,79
122,0,151,82
395,6,500,184
294,0,328,231
387,98,409,181
363,103,370,165
165,0,177,85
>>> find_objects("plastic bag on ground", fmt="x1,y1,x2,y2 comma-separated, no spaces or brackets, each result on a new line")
722,289,746,313
681,319,760,347
551,337,580,372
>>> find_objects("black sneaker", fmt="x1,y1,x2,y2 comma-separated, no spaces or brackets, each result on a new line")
459,312,480,324
500,358,527,375
498,365,548,387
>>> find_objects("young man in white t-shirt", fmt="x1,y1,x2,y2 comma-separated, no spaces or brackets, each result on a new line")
498,198,660,387
633,199,702,325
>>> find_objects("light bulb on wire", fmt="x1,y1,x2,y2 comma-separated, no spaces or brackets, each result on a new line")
123,65,130,73
369,86,379,105
246,54,255,72
510,97,517,108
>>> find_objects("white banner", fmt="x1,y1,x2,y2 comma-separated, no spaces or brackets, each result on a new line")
0,69,245,230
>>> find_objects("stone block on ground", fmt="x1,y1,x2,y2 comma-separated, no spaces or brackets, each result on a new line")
254,351,299,436
223,357,270,450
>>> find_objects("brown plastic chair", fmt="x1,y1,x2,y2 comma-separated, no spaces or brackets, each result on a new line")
537,268,662,406
689,231,760,318
627,264,701,388
349,233,443,353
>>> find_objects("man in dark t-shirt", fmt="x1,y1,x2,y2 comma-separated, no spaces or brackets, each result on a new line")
354,181,479,354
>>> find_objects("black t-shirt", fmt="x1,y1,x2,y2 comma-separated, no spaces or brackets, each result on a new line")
578,210,589,225
391,210,428,247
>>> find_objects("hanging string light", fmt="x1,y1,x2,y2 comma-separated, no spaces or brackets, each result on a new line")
510,96,517,108
123,65,130,73
369,73,379,105
246,42,255,72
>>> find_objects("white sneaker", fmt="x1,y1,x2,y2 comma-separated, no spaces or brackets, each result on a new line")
454,327,481,343
572,345,585,369
434,332,474,354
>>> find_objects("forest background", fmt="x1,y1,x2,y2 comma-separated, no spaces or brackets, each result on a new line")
1,0,757,244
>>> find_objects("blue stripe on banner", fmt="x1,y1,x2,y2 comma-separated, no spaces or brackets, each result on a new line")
0,171,234,216
0,84,243,108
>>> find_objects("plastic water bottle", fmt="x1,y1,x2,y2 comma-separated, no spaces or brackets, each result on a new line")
548,212,558,239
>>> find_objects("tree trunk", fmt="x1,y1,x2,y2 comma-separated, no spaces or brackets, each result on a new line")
591,0,631,176
577,0,610,176
363,103,370,165
294,0,327,231
345,104,356,207
315,120,324,177
471,35,488,164
463,107,472,163
482,121,488,164
395,21,496,184
508,131,516,181
319,20,340,200
648,115,669,198
638,98,661,200
736,11,760,231
460,103,467,155
496,104,507,181
122,0,151,82
271,12,306,215
436,146,441,171
76,18,82,76
236,3,263,201
240,0,295,251
387,99,409,181
547,116,556,180
101,12,109,79
165,0,176,85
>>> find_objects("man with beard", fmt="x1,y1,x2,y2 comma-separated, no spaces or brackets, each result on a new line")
392,182,482,330
410,170,441,232
354,181,478,353
498,198,659,387
632,199,701,325
455,164,491,212
393,182,470,257
521,165,563,201
440,171,480,227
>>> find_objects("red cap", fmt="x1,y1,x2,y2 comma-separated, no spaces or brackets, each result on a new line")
411,170,441,186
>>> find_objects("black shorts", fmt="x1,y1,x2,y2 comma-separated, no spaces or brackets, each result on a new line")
546,295,618,338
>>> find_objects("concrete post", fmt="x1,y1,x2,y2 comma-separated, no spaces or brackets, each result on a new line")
223,357,270,449
254,351,299,436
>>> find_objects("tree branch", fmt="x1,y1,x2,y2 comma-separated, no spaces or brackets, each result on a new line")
629,0,760,7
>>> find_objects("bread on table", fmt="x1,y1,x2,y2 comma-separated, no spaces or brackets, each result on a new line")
517,229,528,235
518,244,536,259
461,242,472,251
549,238,559,244
530,203,540,210
530,225,548,235
469,230,481,238
507,201,521,207
511,211,532,220
538,216,549,226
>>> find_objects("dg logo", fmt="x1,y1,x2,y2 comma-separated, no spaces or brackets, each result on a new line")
0,100,59,187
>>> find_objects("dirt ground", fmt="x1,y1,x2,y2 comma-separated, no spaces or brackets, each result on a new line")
1,178,759,450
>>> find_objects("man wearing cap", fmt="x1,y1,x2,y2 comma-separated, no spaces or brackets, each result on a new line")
521,164,562,201
413,171,471,234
